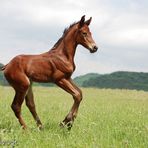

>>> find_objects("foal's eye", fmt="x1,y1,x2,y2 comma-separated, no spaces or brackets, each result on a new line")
82,32,87,37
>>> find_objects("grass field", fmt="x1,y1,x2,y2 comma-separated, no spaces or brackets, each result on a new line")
0,86,148,148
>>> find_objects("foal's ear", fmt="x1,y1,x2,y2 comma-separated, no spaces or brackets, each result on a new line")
85,17,92,26
79,15,85,28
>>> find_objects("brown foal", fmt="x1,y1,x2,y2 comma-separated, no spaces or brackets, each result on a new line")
1,15,98,130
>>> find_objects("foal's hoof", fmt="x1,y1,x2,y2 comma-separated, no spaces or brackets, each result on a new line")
66,121,73,131
38,124,43,130
22,125,27,130
59,121,73,130
59,122,65,128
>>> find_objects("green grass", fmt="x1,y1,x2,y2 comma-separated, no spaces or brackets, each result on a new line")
0,86,148,148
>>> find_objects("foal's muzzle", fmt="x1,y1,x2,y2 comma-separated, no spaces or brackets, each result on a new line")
90,45,98,53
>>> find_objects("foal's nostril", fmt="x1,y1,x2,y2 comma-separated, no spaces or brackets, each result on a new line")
94,45,98,50
90,45,98,53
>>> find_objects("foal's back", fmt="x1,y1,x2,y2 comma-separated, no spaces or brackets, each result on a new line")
4,52,55,84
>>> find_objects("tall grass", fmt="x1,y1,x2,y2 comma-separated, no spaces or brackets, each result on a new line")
0,86,148,147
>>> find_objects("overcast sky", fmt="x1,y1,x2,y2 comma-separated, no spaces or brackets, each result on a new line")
0,0,148,77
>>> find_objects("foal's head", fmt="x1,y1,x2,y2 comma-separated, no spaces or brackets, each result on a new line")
76,15,98,53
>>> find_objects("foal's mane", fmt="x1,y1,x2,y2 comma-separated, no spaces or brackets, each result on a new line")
52,21,79,49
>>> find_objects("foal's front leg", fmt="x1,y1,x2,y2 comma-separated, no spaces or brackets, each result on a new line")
56,78,82,129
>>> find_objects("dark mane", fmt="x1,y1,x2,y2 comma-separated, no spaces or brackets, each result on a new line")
52,21,79,49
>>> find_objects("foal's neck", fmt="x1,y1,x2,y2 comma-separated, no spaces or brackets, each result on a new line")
53,25,78,63
63,28,78,61
50,25,78,63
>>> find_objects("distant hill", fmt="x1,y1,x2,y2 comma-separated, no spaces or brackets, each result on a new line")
82,71,148,91
74,73,100,86
0,63,8,85
0,63,4,69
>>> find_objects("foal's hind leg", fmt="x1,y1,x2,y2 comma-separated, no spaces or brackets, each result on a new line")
11,91,28,129
8,74,30,129
25,83,43,129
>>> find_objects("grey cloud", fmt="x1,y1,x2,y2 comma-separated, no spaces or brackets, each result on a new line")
0,0,148,76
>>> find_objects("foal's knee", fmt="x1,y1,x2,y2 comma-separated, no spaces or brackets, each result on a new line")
74,89,82,103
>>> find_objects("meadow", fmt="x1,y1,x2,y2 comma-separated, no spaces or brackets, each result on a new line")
0,86,148,148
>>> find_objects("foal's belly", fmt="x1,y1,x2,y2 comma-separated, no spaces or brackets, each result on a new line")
27,70,53,82
26,60,67,83
27,68,66,83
